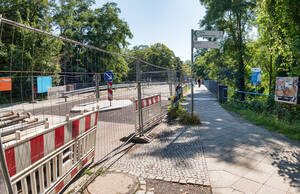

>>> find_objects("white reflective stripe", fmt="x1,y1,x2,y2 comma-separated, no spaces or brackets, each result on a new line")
62,160,72,176
15,141,31,173
64,172,72,185
64,123,72,143
12,183,18,194
30,172,37,194
21,178,28,194
44,131,55,156
82,137,86,155
46,161,51,188
58,153,63,177
38,166,45,193
79,117,85,135
53,157,57,182
90,113,96,127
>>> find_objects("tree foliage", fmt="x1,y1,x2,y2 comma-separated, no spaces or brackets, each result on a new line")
195,0,299,96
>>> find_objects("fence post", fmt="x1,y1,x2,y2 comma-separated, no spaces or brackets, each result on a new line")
95,73,100,100
136,59,143,137
0,133,13,194
218,85,227,103
191,29,194,115
168,70,173,97
31,75,35,102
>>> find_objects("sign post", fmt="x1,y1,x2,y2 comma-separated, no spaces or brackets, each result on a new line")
191,29,223,114
104,71,114,106
251,67,261,98
191,29,194,115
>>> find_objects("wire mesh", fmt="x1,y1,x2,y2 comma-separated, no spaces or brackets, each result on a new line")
0,16,190,193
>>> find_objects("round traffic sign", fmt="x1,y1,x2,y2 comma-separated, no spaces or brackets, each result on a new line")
104,70,114,82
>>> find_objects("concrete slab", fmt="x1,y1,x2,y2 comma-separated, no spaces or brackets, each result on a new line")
208,170,240,188
71,100,132,113
87,172,138,194
212,187,243,194
232,178,262,194
256,185,286,194
265,174,291,192
243,168,273,184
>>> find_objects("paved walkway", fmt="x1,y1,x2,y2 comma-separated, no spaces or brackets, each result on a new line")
110,85,300,194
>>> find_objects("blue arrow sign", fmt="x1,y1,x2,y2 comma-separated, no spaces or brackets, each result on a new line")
104,70,114,82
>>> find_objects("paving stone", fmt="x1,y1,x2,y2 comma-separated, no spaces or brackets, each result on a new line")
232,178,262,194
208,170,241,188
140,184,146,190
256,185,286,194
163,177,171,182
265,174,291,192
139,180,146,185
186,178,196,184
135,191,146,194
212,187,244,194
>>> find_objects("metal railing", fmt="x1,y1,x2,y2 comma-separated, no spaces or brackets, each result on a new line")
203,80,218,96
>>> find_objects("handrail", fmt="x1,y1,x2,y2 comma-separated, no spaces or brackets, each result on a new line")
223,88,272,97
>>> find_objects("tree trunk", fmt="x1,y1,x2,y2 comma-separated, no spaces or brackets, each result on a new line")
269,53,273,95
236,12,246,100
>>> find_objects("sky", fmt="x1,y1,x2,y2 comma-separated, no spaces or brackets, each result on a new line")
94,0,206,61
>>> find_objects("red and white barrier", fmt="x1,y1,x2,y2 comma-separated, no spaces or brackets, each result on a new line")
134,94,163,133
2,111,98,194
135,94,161,111
107,81,113,101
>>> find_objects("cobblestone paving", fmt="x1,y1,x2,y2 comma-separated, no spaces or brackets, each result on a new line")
110,123,210,186
110,85,300,194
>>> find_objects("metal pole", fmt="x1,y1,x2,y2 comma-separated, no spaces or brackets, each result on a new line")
31,75,35,102
0,133,13,194
136,59,143,137
191,29,194,114
95,73,100,101
168,70,173,97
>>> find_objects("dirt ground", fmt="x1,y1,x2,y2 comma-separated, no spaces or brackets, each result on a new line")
146,179,212,194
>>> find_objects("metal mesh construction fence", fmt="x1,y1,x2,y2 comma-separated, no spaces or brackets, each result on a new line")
0,16,189,193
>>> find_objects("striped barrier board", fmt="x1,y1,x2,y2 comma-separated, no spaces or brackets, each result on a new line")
107,81,113,101
2,111,98,194
135,95,161,111
134,95,163,134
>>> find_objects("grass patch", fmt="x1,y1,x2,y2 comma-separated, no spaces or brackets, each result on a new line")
179,112,201,125
83,170,93,176
222,103,300,141
95,168,105,176
167,103,201,125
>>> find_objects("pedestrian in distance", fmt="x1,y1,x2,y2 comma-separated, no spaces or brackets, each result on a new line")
197,77,201,87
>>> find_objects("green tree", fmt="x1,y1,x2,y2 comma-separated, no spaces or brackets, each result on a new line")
0,0,62,102
256,0,300,76
53,1,133,82
198,0,256,98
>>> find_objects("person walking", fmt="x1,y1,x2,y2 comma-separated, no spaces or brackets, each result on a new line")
197,77,201,87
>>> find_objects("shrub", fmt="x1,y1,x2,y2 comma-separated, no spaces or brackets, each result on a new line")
179,112,201,125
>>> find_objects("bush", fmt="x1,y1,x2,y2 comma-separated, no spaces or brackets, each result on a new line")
179,112,201,125
167,103,201,125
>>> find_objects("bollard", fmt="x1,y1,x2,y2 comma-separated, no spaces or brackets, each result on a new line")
218,85,228,103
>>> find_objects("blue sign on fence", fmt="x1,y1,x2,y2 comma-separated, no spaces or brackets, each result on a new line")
37,76,52,93
251,68,261,86
104,71,114,82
